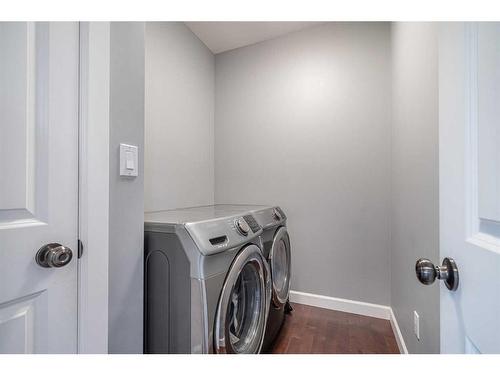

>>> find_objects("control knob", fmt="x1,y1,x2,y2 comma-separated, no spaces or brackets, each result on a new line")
235,217,250,236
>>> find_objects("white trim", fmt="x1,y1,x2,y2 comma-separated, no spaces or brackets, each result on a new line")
389,308,408,354
289,290,408,354
77,22,110,354
289,290,391,320
463,23,500,255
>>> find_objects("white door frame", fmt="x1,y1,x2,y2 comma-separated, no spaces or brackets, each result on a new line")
77,22,111,354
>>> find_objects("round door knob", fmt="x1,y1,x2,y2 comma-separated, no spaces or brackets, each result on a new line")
415,257,459,291
415,258,437,285
35,243,73,268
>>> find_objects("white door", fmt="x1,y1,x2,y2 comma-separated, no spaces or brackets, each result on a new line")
439,22,500,353
0,22,79,354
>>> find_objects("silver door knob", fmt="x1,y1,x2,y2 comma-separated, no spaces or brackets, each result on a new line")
415,257,459,291
35,243,73,268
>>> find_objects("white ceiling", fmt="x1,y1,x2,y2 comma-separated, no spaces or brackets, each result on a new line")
185,22,323,54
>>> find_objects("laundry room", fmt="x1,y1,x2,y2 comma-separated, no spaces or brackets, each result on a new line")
2,8,500,363
130,21,430,355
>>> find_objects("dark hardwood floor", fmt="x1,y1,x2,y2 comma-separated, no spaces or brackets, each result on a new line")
269,303,400,354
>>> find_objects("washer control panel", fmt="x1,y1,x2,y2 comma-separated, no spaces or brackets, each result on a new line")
243,214,261,233
185,215,262,256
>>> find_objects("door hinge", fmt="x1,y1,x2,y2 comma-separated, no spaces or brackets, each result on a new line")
77,239,84,259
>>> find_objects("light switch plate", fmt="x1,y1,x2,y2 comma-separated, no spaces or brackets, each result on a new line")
119,143,138,177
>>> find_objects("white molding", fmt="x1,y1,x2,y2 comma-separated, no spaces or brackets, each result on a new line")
289,290,391,320
463,23,500,256
464,22,480,243
389,308,408,354
77,22,110,354
289,290,408,354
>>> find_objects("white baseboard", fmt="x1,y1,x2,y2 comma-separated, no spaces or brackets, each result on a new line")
389,308,408,354
289,290,391,319
289,290,408,354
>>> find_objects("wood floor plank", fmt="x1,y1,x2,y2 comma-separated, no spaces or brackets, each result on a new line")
268,303,400,354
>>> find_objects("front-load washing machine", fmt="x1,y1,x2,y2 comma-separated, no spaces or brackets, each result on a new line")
144,205,271,354
250,206,292,352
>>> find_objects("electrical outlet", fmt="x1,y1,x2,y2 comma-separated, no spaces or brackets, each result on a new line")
414,311,420,340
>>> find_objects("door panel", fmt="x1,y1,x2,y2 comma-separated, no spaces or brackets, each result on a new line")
0,22,79,353
0,22,42,224
477,24,500,223
0,291,47,354
439,22,500,354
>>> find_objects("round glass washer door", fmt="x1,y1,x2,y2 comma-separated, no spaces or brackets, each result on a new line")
214,244,270,354
270,227,291,307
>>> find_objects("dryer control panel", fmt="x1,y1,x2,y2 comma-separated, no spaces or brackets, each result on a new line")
250,206,287,229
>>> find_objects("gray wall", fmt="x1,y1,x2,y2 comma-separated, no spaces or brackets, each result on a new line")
108,22,145,354
214,23,392,305
391,22,440,353
144,22,215,212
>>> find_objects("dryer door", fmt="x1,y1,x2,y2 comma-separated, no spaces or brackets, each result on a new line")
270,226,291,307
214,244,270,354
